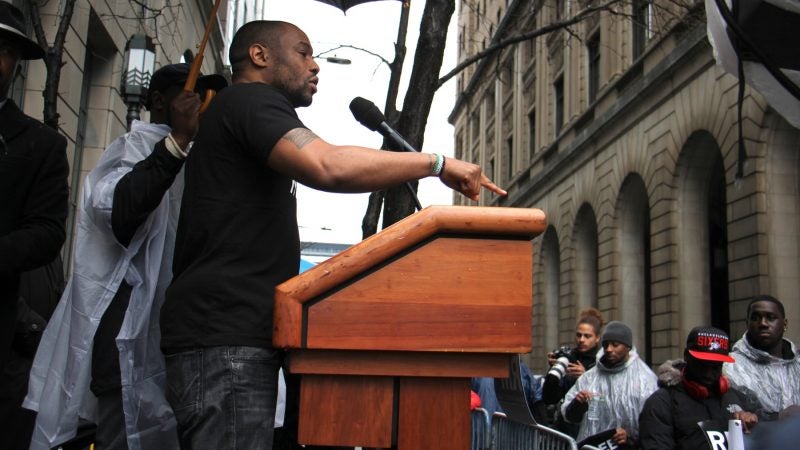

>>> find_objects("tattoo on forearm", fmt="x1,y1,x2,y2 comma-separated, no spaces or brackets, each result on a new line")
284,128,319,149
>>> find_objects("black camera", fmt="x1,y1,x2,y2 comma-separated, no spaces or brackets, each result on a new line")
547,345,575,380
551,345,573,361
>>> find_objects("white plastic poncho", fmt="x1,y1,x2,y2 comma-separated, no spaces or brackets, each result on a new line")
561,348,658,443
24,121,180,450
724,333,800,415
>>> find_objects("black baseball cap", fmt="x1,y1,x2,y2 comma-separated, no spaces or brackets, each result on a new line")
145,63,227,110
686,326,735,363
0,2,45,60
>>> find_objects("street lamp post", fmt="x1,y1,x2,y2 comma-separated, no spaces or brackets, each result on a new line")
121,33,156,131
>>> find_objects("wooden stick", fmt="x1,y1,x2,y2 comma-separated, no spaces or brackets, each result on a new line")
184,0,222,107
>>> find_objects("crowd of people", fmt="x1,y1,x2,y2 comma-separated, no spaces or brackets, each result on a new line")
3,8,505,450
3,2,799,450
472,298,800,450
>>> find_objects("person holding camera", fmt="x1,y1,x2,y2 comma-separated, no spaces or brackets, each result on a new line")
543,307,604,435
561,321,657,448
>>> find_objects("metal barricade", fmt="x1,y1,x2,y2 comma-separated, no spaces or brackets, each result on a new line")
490,414,578,450
472,407,492,450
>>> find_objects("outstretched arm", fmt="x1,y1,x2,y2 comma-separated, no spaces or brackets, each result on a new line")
266,128,506,200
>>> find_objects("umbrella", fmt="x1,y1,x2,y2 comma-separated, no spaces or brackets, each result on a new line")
313,0,402,14
705,0,800,177
706,0,800,128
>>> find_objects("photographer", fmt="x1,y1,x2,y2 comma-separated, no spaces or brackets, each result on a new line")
543,308,604,436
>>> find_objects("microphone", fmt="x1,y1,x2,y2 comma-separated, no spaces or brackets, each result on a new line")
349,97,423,212
349,97,417,154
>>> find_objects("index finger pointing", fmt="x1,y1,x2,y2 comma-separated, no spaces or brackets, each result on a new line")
481,177,507,196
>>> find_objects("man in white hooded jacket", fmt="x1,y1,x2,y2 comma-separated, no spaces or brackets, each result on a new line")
23,64,225,450
562,321,658,448
724,295,800,421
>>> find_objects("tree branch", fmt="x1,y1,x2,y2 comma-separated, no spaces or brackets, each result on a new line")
437,0,625,88
315,44,392,68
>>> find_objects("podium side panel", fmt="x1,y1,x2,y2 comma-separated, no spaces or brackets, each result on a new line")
306,237,533,352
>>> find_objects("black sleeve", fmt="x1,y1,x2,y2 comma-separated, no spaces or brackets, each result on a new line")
542,375,564,405
638,389,676,450
111,140,184,247
233,85,304,163
531,400,549,425
0,133,68,273
729,386,774,421
564,397,588,423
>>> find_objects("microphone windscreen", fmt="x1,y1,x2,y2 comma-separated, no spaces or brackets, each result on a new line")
349,97,385,131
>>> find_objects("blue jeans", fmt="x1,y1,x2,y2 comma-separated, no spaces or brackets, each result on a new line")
165,346,281,449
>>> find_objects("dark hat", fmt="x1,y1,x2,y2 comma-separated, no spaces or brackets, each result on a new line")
0,2,45,60
145,63,227,109
602,321,633,348
686,326,735,363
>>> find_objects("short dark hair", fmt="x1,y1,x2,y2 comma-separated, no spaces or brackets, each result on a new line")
229,20,287,76
746,294,785,319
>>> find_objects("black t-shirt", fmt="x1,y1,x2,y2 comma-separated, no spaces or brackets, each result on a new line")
161,83,302,352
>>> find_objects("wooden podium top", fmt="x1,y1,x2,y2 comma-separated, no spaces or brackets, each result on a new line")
273,205,546,352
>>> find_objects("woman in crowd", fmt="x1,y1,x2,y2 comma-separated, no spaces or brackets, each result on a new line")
542,308,604,436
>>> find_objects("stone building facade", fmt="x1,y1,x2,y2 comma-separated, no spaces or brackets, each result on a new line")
7,0,228,265
451,0,800,372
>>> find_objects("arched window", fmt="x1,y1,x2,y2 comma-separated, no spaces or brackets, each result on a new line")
616,174,651,362
676,131,729,337
541,226,561,352
574,204,599,310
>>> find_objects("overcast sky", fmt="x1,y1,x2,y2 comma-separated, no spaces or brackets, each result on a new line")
264,0,459,245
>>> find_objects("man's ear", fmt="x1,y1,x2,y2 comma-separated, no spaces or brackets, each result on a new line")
249,43,269,68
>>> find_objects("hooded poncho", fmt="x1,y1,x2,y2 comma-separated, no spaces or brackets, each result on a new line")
724,333,800,417
24,121,180,450
561,347,658,443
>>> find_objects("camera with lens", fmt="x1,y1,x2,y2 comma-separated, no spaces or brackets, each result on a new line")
547,345,575,380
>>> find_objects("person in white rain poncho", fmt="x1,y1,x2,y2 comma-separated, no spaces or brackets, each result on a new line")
23,64,226,450
561,321,658,448
724,295,800,420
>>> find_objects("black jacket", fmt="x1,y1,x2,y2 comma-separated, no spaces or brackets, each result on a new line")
639,360,762,450
542,346,599,405
0,100,68,373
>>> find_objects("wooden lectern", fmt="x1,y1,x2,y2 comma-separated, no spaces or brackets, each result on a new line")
273,206,546,449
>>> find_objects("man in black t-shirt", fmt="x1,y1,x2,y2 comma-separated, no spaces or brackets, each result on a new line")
160,20,506,450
